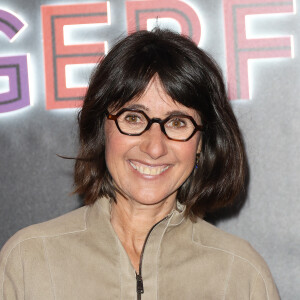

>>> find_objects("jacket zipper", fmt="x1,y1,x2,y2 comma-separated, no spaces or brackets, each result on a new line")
135,216,169,300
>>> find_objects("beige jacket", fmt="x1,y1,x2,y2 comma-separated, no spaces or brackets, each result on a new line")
0,198,280,300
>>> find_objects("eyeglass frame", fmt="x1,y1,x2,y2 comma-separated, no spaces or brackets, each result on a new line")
105,108,204,142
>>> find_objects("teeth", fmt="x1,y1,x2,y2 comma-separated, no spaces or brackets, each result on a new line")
130,161,137,170
150,168,157,175
144,167,150,175
129,161,169,176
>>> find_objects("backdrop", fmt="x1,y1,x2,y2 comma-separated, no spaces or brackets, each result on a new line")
0,0,299,298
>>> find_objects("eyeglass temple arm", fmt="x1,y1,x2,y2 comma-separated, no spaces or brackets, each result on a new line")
105,111,118,121
196,124,204,132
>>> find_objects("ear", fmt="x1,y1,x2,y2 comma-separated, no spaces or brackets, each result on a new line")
196,138,202,154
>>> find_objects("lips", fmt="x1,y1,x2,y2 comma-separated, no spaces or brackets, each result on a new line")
129,160,170,176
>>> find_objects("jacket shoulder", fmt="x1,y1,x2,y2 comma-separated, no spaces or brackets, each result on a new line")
192,219,269,272
0,205,88,260
0,206,90,300
192,220,280,299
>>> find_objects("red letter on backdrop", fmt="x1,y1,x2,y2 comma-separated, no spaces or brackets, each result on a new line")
126,0,201,45
224,0,294,100
41,3,109,110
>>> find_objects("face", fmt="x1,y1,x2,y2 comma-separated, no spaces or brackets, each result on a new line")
105,77,202,207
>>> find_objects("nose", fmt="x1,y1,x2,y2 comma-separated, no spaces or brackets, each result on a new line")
139,123,168,159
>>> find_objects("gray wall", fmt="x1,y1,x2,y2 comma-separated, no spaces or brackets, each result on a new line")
0,0,299,299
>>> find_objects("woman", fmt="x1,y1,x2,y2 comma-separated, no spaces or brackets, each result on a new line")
0,29,279,299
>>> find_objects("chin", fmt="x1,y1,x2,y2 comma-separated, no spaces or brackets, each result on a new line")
130,191,177,206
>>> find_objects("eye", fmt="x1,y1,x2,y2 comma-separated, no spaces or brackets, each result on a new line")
122,112,146,124
125,114,140,123
167,118,187,128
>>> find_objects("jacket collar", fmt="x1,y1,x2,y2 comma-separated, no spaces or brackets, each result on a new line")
87,197,186,229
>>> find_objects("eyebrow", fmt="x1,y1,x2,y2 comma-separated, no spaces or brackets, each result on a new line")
125,104,191,116
126,104,149,111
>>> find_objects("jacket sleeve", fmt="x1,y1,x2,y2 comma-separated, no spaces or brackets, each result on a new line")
250,271,280,300
0,242,25,300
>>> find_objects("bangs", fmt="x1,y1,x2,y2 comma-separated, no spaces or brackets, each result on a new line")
99,32,208,115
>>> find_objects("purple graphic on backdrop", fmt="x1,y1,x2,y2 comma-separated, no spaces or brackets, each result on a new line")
0,56,30,112
0,9,26,41
0,9,30,113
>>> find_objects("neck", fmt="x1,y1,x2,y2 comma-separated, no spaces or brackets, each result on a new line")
110,194,176,272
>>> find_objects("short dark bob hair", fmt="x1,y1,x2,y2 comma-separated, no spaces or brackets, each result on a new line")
74,28,247,219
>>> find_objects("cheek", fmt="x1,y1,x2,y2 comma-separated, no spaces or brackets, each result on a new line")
104,122,135,169
105,138,116,167
104,123,121,170
173,141,199,170
181,135,201,158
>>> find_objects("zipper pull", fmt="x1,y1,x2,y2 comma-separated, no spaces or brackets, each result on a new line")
136,273,144,294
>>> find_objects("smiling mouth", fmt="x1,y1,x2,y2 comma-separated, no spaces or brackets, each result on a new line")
129,161,170,176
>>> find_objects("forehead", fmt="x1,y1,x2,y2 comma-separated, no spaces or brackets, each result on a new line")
124,78,201,121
